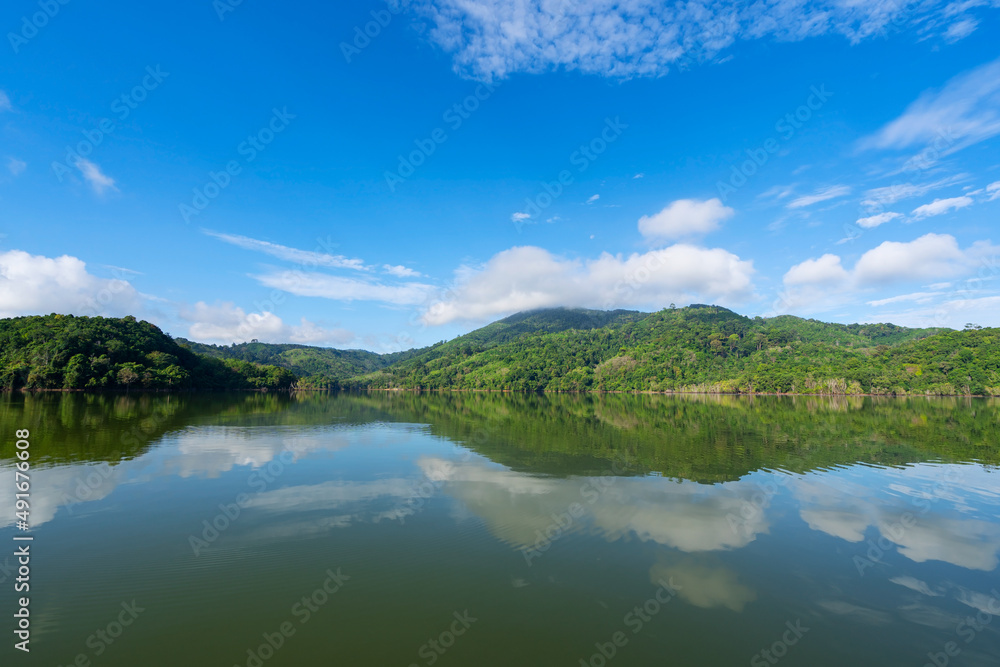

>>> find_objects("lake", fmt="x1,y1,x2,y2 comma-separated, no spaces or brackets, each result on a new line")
2,392,999,666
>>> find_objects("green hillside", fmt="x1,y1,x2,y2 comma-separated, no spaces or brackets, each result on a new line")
0,315,295,391
174,338,416,380
0,307,995,395
342,305,996,395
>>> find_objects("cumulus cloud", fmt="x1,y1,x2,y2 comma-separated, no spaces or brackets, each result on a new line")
422,244,754,325
75,158,117,195
911,195,974,219
786,233,977,289
0,250,143,318
204,230,368,271
411,0,977,81
787,184,851,209
783,254,850,286
861,56,1000,155
857,212,902,228
181,301,354,346
777,234,998,316
637,198,734,240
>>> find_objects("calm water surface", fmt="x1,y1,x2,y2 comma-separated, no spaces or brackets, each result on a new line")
1,392,998,666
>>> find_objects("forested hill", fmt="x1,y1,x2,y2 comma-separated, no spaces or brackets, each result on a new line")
0,315,295,390
341,305,998,396
1,307,997,395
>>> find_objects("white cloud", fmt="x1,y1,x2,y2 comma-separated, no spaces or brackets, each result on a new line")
75,158,117,195
785,233,981,289
890,576,943,597
633,173,644,179
787,184,851,209
867,291,941,307
412,1,974,81
255,270,434,305
422,244,754,325
6,157,26,176
986,180,1000,200
0,91,10,111
861,175,968,209
778,234,999,316
204,230,368,271
383,264,422,278
943,17,979,42
511,211,531,222
857,212,902,228
854,234,970,284
637,198,734,240
181,301,354,346
783,254,850,286
0,250,143,317
586,194,600,204
861,56,1000,155
911,195,974,219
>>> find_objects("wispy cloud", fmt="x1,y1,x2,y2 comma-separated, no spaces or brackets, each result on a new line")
204,230,369,271
867,291,942,307
911,195,974,219
860,56,1000,155
75,159,117,195
0,91,10,112
255,270,434,305
856,212,902,229
586,194,600,204
787,185,851,209
861,175,967,208
383,264,423,278
6,158,26,176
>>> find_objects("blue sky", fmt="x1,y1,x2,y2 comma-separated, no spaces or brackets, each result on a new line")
2,0,999,351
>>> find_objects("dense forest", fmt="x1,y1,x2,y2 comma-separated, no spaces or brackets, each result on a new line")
0,315,295,391
341,305,997,396
1,306,997,395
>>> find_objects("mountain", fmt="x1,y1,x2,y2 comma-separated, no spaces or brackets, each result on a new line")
174,338,411,379
0,307,995,395
0,315,295,390
341,305,995,395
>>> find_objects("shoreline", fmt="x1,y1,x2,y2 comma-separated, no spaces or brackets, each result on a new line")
7,387,992,398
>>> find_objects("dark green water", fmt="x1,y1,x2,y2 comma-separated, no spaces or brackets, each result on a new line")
2,392,999,666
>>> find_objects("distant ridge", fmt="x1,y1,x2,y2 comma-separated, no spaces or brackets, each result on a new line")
1,307,996,395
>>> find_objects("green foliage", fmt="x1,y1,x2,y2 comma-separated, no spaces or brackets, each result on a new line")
340,306,992,396
1,307,991,396
174,338,422,388
0,315,294,391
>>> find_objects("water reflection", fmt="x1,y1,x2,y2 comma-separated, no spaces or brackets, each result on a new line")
1,392,998,666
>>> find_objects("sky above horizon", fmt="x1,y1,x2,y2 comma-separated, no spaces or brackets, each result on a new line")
2,0,1000,351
